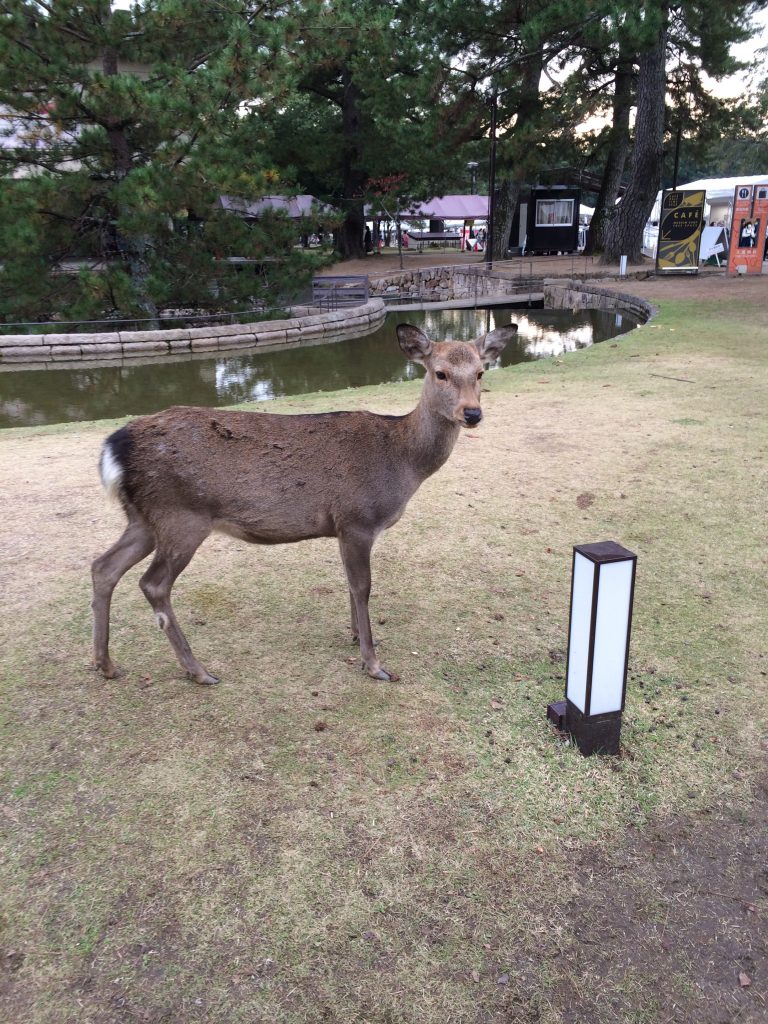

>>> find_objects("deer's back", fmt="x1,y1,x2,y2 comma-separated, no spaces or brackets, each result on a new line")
110,406,419,541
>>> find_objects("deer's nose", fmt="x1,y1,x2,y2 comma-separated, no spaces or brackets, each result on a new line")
463,407,482,426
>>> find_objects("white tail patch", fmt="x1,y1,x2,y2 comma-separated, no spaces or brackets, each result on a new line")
99,442,123,503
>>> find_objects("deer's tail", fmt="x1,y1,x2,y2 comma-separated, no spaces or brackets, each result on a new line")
99,425,132,506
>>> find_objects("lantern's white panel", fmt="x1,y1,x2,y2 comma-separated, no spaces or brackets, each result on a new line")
589,559,633,714
566,552,594,713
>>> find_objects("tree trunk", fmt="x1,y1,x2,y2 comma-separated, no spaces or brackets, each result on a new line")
490,50,543,262
337,69,366,260
584,53,633,256
602,17,667,265
492,179,523,261
103,45,159,324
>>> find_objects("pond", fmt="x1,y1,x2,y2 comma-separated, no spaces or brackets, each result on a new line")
0,305,637,429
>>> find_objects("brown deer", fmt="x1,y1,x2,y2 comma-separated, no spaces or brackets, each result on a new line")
91,321,516,685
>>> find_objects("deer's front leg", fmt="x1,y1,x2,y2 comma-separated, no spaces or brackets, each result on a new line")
338,531,399,682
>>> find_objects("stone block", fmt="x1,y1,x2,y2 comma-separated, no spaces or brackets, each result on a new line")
254,330,287,345
216,333,256,347
0,345,52,361
190,337,222,352
257,319,291,333
52,344,81,359
80,343,122,358
122,341,169,356
169,339,192,352
190,323,249,339
0,334,48,347
44,339,79,352
119,329,190,344
72,332,122,346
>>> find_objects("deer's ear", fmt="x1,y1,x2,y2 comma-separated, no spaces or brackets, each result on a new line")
475,324,517,364
397,323,433,365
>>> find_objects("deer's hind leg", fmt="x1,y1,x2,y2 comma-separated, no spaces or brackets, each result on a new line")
92,508,155,678
138,516,217,685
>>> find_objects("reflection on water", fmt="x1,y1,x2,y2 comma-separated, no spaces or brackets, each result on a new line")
0,306,636,428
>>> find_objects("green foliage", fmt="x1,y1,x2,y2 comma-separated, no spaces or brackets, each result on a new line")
1,0,767,299
255,0,459,257
0,0,316,323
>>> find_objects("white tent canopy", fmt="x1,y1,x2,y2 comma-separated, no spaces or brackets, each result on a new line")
643,175,768,259
649,175,768,223
219,194,337,219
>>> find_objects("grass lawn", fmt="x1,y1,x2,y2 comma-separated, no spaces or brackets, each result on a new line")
1,281,766,1023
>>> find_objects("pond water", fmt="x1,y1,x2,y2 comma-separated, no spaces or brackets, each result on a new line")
0,305,636,428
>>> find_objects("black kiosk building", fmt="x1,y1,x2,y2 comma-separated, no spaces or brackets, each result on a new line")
510,186,581,254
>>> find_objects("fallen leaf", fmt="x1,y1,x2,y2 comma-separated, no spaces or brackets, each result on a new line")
739,972,752,988
490,698,504,710
314,720,328,732
497,973,509,986
471,970,480,983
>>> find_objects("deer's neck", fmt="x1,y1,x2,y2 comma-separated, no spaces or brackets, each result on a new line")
400,399,461,481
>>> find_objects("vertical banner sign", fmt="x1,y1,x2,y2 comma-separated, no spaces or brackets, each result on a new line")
656,190,706,272
727,184,768,276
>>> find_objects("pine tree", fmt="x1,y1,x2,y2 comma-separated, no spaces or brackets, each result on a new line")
438,0,616,262
257,0,456,259
597,0,766,262
0,0,314,323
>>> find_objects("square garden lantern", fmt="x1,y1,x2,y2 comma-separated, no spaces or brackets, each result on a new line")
548,541,637,756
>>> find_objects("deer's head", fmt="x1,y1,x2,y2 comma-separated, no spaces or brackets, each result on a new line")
397,322,517,428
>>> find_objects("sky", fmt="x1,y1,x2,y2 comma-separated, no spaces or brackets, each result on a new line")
705,8,768,98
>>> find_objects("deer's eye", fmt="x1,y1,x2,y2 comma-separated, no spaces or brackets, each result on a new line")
435,370,447,381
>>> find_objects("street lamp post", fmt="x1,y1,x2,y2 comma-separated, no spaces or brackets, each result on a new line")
467,161,479,194
485,92,498,268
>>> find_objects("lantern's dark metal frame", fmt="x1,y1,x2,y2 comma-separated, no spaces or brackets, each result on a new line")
548,541,637,756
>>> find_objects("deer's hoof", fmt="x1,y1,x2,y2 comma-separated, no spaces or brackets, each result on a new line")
96,659,123,680
189,670,220,686
367,666,400,682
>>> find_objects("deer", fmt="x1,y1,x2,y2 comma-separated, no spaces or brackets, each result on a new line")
91,321,516,685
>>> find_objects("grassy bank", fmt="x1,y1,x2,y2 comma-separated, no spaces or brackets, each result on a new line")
1,287,766,1023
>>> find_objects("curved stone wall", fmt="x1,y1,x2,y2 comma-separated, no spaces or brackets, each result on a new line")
542,279,657,323
0,273,657,367
369,265,544,303
0,299,387,365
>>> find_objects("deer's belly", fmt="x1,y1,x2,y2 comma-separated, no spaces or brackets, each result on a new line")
212,510,335,544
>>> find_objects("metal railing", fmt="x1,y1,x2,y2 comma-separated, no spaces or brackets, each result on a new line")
0,299,309,336
311,275,370,310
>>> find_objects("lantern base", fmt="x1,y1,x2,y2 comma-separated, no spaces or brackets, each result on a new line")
565,700,622,756
546,700,568,730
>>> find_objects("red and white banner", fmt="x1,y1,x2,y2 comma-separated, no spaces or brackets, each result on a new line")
727,184,768,276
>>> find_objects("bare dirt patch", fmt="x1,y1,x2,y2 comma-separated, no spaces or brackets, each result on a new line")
561,778,768,1024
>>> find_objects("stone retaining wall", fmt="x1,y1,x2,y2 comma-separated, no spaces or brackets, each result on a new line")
369,266,544,303
0,299,386,365
0,275,657,366
543,279,657,323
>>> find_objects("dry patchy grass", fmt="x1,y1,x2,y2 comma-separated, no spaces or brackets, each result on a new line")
1,284,767,1023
